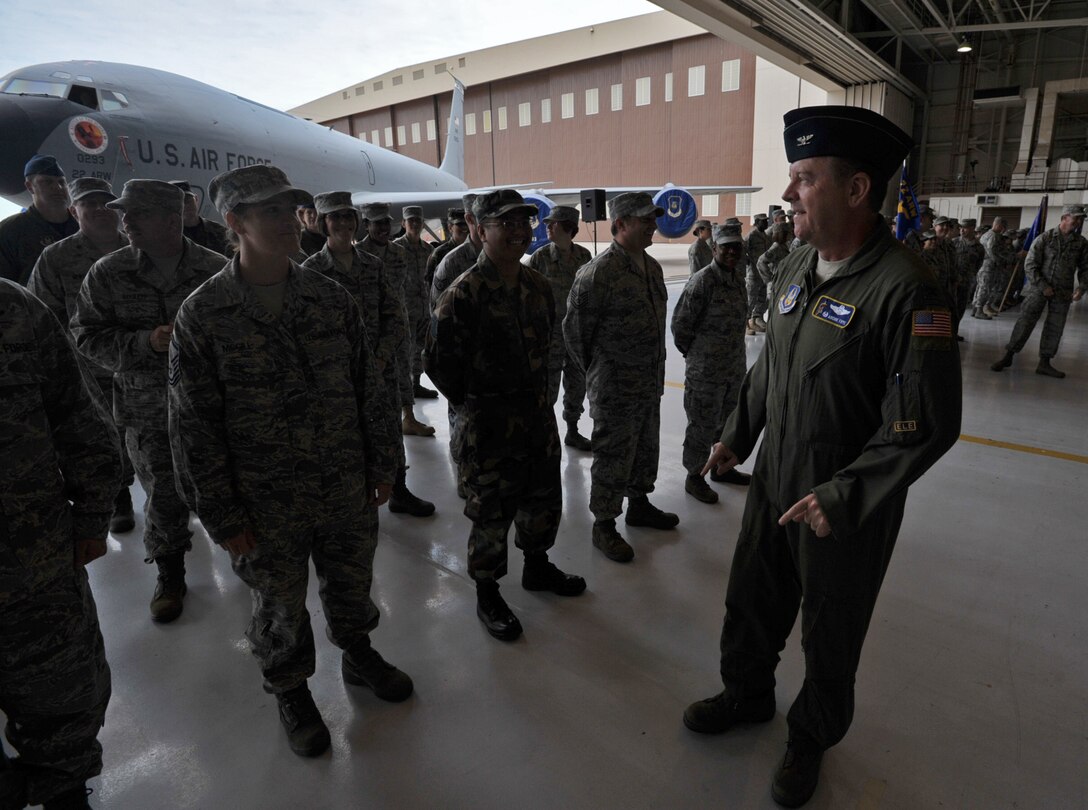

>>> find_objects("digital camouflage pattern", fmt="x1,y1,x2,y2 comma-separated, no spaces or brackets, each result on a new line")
687,237,712,277
424,252,560,580
1006,227,1088,358
563,240,668,521
169,260,399,691
953,234,986,315
392,233,434,381
0,279,117,805
71,238,225,560
757,241,791,301
745,225,770,318
358,236,414,408
920,237,958,310
671,259,749,475
527,240,593,423
973,228,1015,311
303,243,405,466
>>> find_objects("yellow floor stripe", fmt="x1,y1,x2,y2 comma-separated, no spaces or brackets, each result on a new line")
957,434,1088,464
663,381,1088,464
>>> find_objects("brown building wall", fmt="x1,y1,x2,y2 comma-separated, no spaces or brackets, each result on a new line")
325,33,758,240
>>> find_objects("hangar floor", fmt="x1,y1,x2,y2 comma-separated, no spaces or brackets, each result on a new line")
23,246,1087,809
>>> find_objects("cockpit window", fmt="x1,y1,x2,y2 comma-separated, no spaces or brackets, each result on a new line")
1,78,68,98
100,90,129,111
68,85,97,110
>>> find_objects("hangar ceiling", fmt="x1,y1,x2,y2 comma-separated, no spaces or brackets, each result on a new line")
656,0,1088,100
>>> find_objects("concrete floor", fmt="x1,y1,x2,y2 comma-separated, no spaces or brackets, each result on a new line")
21,246,1088,808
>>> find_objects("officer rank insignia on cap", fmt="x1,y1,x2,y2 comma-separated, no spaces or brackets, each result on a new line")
779,284,801,314
810,295,856,328
911,309,952,337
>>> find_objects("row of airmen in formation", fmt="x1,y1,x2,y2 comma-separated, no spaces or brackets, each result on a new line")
1,109,1084,805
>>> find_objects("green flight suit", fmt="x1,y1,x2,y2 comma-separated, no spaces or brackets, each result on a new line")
716,220,962,750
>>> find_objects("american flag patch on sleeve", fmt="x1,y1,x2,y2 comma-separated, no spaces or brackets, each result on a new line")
912,309,952,337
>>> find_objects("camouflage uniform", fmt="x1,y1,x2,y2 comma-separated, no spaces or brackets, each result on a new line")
974,229,1014,312
1005,227,1088,360
953,235,985,317
392,233,433,383
302,244,405,466
758,241,790,301
299,229,326,258
430,239,480,470
71,239,224,561
0,279,118,807
688,238,712,277
745,225,771,318
0,207,79,285
920,238,959,312
184,217,231,257
672,257,748,475
528,241,592,423
27,231,136,488
425,240,458,300
359,236,413,408
563,240,667,521
425,253,560,580
168,259,398,692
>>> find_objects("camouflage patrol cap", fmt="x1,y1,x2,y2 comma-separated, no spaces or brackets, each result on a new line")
68,177,116,203
1061,204,1086,218
691,218,712,235
107,179,183,215
402,205,424,220
314,191,356,217
725,217,742,227
360,202,393,222
712,224,743,245
472,189,537,221
544,205,579,224
754,213,769,221
922,229,937,241
960,218,977,227
461,193,478,210
169,180,195,196
446,207,466,225
933,215,951,226
608,192,664,221
209,165,312,216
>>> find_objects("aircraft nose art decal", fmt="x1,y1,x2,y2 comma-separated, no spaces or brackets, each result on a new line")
69,116,108,155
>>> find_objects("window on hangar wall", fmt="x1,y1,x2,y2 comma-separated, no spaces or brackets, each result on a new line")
371,129,380,144
688,65,705,97
497,106,508,130
701,195,719,216
397,125,406,146
561,93,574,119
722,60,740,92
636,77,651,106
426,119,436,140
665,72,673,102
384,127,393,147
482,109,492,133
735,192,751,216
466,113,476,136
611,83,623,111
585,88,599,116
541,98,552,123
519,102,531,127
411,122,420,143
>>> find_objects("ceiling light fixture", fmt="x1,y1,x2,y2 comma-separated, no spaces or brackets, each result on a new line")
957,37,973,53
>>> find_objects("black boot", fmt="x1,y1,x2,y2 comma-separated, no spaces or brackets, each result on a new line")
592,519,633,563
772,734,824,808
149,552,186,623
388,467,435,517
685,474,718,503
522,552,586,595
563,420,592,451
1036,358,1066,378
42,785,92,810
109,486,135,534
625,496,679,529
342,637,414,701
710,468,752,485
475,580,522,641
683,690,776,734
991,350,1014,372
276,683,330,757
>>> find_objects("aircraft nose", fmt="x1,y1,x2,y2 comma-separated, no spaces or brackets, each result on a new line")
0,95,72,196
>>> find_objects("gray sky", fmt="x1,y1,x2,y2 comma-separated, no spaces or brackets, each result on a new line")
0,0,659,219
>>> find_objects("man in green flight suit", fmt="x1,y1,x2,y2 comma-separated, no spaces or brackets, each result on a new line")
683,106,962,808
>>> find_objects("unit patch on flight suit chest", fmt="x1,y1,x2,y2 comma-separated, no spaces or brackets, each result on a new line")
810,295,856,328
778,284,801,314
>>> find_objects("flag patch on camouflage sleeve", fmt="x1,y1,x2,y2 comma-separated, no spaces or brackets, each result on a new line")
168,337,181,387
911,309,952,337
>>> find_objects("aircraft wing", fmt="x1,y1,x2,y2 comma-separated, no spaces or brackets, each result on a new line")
520,185,761,207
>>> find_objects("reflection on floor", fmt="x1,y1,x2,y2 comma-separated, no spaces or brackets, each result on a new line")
20,261,1088,808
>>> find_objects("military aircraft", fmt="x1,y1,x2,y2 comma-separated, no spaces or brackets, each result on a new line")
0,60,759,245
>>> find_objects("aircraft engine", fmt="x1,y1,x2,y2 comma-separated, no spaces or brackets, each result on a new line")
653,186,698,239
